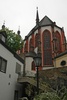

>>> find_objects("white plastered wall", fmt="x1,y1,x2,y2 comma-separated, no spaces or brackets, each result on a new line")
0,44,23,100
25,57,36,76
54,26,61,34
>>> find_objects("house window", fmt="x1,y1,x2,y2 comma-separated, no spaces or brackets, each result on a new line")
16,62,21,74
0,56,7,73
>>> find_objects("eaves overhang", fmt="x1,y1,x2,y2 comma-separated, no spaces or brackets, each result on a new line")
54,51,67,59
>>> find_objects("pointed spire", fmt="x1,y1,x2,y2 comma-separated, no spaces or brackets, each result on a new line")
36,7,39,25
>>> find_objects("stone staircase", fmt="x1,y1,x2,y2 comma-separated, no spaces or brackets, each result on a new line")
17,76,55,92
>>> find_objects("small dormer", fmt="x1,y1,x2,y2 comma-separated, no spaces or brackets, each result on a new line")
0,24,7,43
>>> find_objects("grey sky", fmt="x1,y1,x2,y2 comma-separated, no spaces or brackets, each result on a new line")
0,0,67,39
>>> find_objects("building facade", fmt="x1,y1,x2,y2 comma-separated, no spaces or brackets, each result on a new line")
54,51,67,67
22,9,66,71
0,29,24,100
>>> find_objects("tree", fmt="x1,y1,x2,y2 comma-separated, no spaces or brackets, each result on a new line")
34,92,61,100
60,88,67,100
2,27,23,52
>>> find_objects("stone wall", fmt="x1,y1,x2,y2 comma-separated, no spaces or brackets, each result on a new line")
39,66,67,90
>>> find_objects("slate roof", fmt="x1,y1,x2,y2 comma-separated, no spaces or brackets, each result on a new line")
54,51,67,59
24,16,62,40
40,16,53,26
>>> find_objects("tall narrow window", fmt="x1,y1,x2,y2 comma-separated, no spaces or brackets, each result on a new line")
31,61,35,70
35,33,40,47
24,43,28,53
15,62,21,74
43,30,52,66
29,38,32,51
54,32,61,53
0,56,7,73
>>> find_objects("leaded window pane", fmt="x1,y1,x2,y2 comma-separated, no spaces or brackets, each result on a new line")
54,32,61,53
44,32,51,49
35,33,40,47
44,50,52,65
43,31,52,65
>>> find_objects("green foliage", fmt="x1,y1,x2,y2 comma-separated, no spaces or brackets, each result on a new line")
5,28,23,52
61,89,67,100
34,87,67,100
62,93,67,100
34,92,61,100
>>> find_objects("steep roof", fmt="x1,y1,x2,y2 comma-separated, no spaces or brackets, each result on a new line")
24,16,62,40
39,16,53,26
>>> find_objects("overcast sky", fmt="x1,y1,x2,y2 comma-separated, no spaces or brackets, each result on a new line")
0,0,67,39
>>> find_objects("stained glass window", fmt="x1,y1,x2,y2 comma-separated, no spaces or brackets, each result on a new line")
43,30,52,65
35,33,40,47
29,38,34,52
44,50,52,65
54,32,61,53
44,32,51,50
24,43,28,52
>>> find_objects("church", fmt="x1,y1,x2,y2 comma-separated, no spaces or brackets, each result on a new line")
17,9,67,99
21,8,66,71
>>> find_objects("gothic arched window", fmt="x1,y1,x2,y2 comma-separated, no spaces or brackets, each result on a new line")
29,38,33,51
43,30,52,65
24,43,27,52
54,31,61,53
31,61,35,70
35,33,40,47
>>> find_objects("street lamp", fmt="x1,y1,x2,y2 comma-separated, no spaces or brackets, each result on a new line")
33,52,41,95
25,51,41,95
